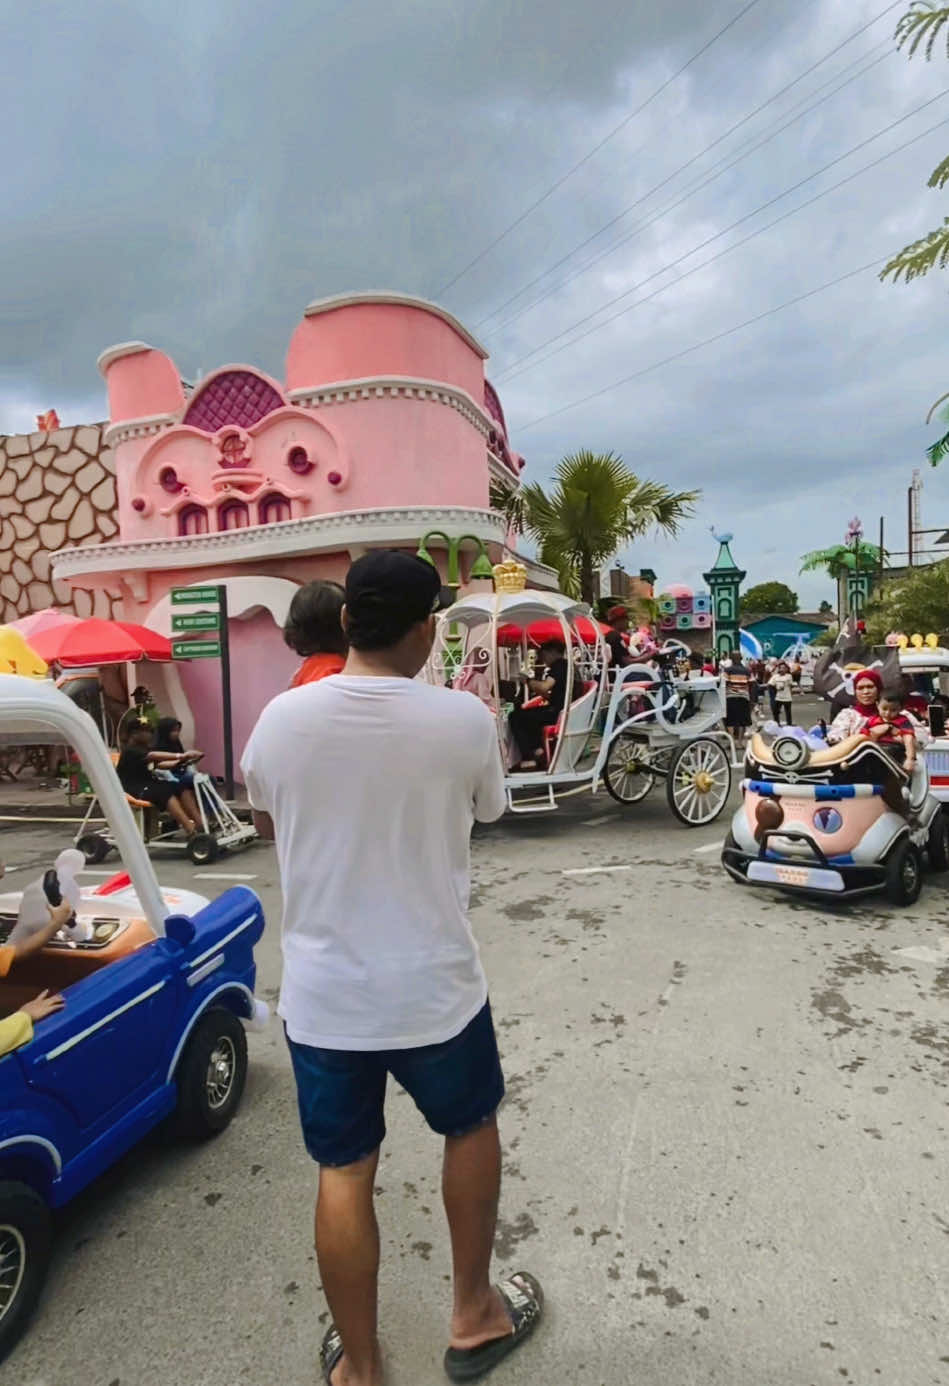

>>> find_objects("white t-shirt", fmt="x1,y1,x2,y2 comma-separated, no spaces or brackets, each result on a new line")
769,672,793,702
240,675,507,1051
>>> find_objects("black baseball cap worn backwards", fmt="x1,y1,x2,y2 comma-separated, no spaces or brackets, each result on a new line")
345,551,453,627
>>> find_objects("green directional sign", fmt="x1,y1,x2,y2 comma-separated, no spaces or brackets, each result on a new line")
172,611,220,633
171,585,220,606
172,639,222,660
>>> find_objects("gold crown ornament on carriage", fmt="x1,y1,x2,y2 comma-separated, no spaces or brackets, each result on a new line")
492,561,528,594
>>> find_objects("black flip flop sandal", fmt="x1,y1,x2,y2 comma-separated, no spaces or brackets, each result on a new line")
320,1325,344,1386
443,1271,544,1382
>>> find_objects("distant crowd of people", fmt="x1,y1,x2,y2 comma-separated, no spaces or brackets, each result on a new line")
715,653,805,746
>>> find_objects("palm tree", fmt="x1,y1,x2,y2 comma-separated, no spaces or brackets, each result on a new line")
880,3,949,284
491,449,698,605
800,541,884,625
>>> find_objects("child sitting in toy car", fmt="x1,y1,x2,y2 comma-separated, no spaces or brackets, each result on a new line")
864,693,917,771
0,870,70,1056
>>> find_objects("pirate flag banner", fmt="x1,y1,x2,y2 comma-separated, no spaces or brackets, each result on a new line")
812,635,900,711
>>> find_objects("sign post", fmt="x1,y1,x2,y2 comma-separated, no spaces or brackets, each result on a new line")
170,585,234,801
218,585,234,802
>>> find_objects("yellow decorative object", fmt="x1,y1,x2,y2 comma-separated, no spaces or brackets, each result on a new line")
897,634,909,648
926,633,940,648
492,561,528,593
911,633,924,648
0,628,47,678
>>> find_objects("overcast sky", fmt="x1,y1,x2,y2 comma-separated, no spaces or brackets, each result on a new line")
5,0,949,606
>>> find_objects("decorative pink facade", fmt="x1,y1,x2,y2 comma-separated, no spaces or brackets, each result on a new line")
52,293,552,777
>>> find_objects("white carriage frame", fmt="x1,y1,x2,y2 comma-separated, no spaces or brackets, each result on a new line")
431,589,733,815
899,647,949,805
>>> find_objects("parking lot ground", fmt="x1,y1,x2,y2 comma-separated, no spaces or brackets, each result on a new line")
5,783,949,1386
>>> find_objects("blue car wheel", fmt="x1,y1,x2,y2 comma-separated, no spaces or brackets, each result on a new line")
173,1008,248,1140
0,1181,51,1363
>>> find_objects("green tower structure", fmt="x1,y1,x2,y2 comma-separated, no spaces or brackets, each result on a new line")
703,532,746,660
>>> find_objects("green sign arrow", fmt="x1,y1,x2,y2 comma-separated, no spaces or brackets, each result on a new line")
171,585,220,606
172,611,220,633
172,639,221,660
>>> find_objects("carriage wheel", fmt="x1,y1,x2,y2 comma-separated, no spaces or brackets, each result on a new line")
603,734,656,805
666,738,732,827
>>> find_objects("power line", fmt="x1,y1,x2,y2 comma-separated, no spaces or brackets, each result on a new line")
496,94,949,383
433,0,766,298
515,256,885,431
478,36,895,335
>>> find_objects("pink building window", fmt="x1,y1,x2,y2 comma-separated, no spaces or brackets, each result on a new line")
219,501,250,531
178,505,208,537
259,493,292,525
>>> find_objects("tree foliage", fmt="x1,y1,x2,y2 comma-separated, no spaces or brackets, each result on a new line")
741,581,799,614
491,450,698,604
880,4,949,283
863,558,949,642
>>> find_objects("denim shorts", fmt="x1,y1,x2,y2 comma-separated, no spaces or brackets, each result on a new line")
285,1001,505,1168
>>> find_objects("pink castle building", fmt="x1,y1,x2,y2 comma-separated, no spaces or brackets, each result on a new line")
51,293,551,777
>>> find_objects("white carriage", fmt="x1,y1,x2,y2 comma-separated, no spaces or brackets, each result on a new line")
428,572,733,826
900,644,949,806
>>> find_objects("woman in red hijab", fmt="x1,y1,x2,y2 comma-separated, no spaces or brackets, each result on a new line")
826,667,882,743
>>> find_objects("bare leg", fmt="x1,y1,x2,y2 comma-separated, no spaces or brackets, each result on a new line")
315,1150,384,1386
179,786,201,824
164,794,196,834
443,1117,513,1351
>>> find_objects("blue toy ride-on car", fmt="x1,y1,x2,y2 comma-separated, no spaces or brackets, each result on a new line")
0,677,267,1361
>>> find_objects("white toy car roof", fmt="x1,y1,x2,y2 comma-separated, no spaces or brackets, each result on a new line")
0,674,168,934
898,647,949,673
443,589,590,629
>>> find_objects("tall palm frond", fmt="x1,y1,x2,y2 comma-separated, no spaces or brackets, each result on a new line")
881,4,949,282
895,1,949,58
880,217,949,283
927,427,949,466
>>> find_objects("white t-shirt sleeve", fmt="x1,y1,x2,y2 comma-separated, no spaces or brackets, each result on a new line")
473,713,507,823
239,723,269,814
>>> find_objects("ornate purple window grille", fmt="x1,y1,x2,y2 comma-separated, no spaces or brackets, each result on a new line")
182,370,285,433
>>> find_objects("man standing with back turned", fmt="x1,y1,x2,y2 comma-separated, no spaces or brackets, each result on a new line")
241,551,544,1386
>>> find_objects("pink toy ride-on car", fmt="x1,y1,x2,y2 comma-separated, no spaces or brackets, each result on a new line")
721,728,948,905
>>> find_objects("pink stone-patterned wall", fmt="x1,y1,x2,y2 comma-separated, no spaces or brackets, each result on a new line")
0,424,119,622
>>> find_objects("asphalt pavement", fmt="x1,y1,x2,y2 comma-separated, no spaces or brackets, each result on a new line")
4,772,949,1386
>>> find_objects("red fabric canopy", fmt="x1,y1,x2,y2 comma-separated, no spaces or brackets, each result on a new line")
31,618,172,668
496,617,608,647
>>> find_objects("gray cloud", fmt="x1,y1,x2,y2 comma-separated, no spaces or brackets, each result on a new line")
3,0,947,604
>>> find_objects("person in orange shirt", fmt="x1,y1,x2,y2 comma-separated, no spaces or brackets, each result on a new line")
284,581,348,688
0,867,71,1056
